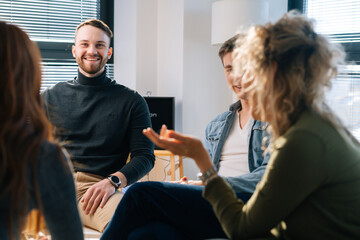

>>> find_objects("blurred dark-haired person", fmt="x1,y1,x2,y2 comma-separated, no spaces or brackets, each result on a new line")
0,21,83,240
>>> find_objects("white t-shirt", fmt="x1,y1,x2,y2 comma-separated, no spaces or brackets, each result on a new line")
218,111,253,177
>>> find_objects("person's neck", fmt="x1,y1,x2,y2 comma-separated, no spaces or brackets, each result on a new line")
238,99,251,129
79,68,104,78
77,69,109,86
239,98,250,112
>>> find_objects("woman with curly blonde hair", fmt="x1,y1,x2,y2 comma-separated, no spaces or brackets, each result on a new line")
234,11,346,139
0,21,83,240
141,11,360,240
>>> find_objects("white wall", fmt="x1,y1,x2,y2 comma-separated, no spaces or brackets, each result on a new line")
269,0,288,22
114,0,288,179
114,0,184,132
157,0,184,133
136,0,158,95
182,0,232,178
114,0,137,89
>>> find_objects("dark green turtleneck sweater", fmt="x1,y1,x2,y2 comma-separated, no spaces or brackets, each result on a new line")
42,70,155,185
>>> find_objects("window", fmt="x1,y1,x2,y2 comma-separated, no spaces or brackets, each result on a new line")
289,0,360,140
0,0,114,92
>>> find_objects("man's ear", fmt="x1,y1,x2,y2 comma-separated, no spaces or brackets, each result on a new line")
72,45,76,58
107,47,113,59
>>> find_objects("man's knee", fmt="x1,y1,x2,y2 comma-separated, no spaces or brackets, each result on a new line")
80,190,123,232
121,182,165,208
126,181,160,196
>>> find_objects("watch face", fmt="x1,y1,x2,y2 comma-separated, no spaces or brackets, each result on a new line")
110,175,120,184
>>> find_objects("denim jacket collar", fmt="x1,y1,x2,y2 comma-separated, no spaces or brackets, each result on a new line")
229,100,242,112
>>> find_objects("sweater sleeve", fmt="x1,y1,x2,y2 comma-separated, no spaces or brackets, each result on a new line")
119,95,155,185
203,130,326,239
38,143,83,240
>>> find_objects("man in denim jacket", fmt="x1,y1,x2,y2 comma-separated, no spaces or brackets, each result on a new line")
205,100,269,197
205,35,269,194
176,34,269,199
101,35,270,240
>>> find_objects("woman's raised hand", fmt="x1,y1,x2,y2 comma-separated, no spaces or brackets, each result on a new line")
143,125,214,172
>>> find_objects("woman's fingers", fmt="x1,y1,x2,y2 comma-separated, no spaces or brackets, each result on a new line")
143,127,214,172
143,128,162,146
143,127,184,154
160,124,167,137
166,130,188,143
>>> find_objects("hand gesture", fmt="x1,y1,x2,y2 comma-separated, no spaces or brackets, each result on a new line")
80,179,115,215
169,176,203,186
143,125,214,173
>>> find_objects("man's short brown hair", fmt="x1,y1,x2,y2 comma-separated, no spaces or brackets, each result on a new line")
75,19,113,39
218,34,243,65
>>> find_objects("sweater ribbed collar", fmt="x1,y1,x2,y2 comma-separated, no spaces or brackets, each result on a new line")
76,70,111,86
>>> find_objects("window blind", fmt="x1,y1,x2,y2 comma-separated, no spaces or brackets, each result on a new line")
0,0,114,90
303,0,360,140
0,0,99,42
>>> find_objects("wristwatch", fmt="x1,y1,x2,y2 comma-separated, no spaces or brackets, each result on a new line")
198,167,217,185
107,175,121,188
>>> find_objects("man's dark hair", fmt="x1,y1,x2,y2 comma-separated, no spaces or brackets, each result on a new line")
75,19,113,39
218,34,243,65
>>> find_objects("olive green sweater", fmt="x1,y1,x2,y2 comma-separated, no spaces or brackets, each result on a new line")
203,109,360,240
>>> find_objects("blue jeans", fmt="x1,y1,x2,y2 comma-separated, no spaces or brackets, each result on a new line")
128,222,187,240
100,181,251,240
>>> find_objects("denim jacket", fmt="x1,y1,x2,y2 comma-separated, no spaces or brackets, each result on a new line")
204,100,270,194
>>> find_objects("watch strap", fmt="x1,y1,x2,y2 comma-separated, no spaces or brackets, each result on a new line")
198,167,217,185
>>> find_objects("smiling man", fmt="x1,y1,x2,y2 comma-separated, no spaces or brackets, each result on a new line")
73,24,111,77
41,19,155,232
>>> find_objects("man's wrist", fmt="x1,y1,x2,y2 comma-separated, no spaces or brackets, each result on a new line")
110,172,127,188
107,175,121,188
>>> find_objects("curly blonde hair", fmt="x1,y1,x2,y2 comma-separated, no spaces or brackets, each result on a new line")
232,11,346,138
